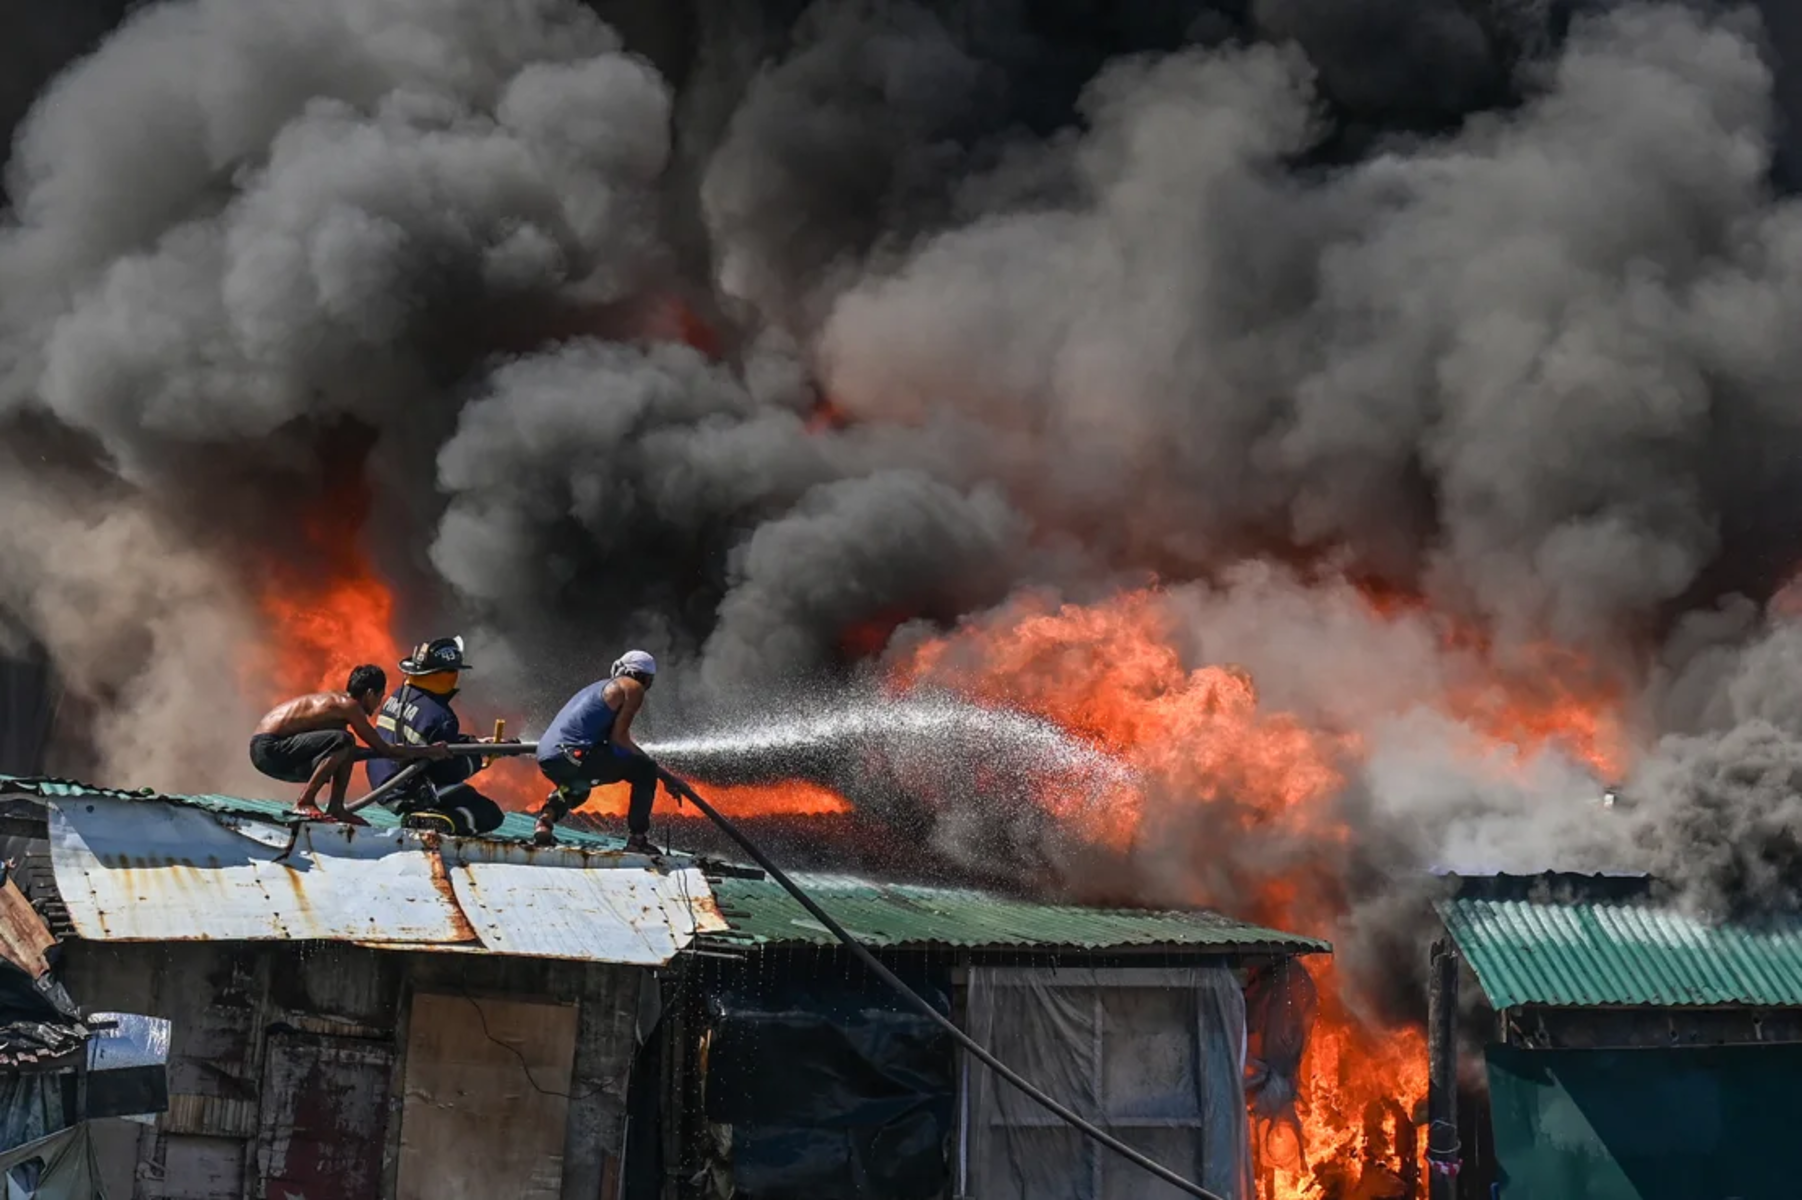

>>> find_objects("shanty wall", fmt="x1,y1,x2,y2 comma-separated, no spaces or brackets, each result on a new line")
58,939,645,1200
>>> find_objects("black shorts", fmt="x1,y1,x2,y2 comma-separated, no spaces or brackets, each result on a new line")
249,730,358,784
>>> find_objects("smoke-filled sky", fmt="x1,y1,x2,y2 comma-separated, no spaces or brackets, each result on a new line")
6,0,1802,944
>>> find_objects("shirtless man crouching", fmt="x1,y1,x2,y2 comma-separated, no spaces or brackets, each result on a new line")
250,665,448,822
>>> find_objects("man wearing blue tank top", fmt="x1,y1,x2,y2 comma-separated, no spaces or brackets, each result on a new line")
534,650,666,850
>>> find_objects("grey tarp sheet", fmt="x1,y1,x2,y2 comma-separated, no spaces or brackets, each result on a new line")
0,1077,59,1155
0,1124,104,1200
964,966,1252,1200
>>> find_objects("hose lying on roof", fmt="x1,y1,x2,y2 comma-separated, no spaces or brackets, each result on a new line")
657,767,1231,1200
343,742,543,816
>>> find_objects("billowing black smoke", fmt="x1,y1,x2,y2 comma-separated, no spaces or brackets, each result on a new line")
5,0,1802,940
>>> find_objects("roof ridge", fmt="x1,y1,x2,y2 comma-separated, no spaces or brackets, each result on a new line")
0,773,629,852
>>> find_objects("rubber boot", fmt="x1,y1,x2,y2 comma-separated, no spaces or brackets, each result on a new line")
534,791,573,847
402,811,457,835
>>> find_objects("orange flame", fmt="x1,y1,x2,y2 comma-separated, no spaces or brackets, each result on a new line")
889,585,1626,1199
893,591,1355,850
244,466,1623,1200
806,392,851,433
1356,585,1627,779
250,530,852,822
480,757,852,819
252,501,401,702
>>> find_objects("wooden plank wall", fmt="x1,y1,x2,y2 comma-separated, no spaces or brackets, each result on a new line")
60,941,645,1200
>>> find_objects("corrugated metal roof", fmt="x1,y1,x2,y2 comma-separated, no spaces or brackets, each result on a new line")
45,794,723,966
0,774,626,851
442,839,725,964
1438,896,1802,1009
51,797,476,944
705,874,1331,953
6,776,1326,960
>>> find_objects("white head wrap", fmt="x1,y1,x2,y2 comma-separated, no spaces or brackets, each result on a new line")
611,650,657,678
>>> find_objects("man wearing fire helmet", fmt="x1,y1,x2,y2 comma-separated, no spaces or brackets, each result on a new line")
366,636,505,836
534,650,668,850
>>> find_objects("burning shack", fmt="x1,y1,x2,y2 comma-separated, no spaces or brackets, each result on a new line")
651,871,1328,1200
0,774,1331,1200
1429,873,1802,1200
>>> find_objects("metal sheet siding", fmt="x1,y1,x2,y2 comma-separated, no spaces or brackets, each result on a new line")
50,797,475,945
444,840,727,965
1438,896,1802,1009
46,796,713,965
707,875,1330,953
257,1032,394,1200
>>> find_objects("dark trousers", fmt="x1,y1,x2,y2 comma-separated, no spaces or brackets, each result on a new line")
541,750,657,835
249,730,358,784
395,783,504,836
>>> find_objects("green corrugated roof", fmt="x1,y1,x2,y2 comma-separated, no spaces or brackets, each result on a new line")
0,774,625,850
706,874,1331,954
1438,895,1802,1009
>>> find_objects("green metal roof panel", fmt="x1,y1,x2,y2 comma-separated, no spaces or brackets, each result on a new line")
0,774,625,850
1438,896,1802,1009
707,874,1331,954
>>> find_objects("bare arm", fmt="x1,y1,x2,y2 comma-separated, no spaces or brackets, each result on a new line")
340,699,446,759
610,684,650,759
340,701,394,753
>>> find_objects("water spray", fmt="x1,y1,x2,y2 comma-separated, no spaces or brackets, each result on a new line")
645,694,1133,787
334,731,1223,1198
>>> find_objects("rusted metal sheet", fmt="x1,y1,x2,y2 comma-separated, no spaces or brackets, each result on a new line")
257,1031,393,1200
162,1092,259,1139
48,797,476,945
273,942,401,1032
0,874,54,976
146,1133,245,1200
47,796,724,964
443,840,729,966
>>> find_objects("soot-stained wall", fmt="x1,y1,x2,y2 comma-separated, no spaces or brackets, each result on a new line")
57,940,644,1200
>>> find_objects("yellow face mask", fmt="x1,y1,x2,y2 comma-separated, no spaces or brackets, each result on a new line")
403,670,460,696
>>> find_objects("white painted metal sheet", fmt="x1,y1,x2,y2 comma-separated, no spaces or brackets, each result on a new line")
48,796,727,965
48,797,473,945
444,840,728,966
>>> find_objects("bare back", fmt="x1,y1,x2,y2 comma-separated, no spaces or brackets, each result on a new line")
256,692,356,737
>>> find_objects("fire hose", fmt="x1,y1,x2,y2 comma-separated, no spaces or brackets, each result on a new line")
656,768,1230,1200
337,745,1228,1199
343,739,540,815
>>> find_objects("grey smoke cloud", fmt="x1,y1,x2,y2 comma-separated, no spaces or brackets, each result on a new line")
429,338,833,710
1628,717,1802,921
699,471,1029,692
822,5,1792,653
4,0,1802,959
0,453,262,794
1251,0,1504,120
699,0,999,330
2,0,668,480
